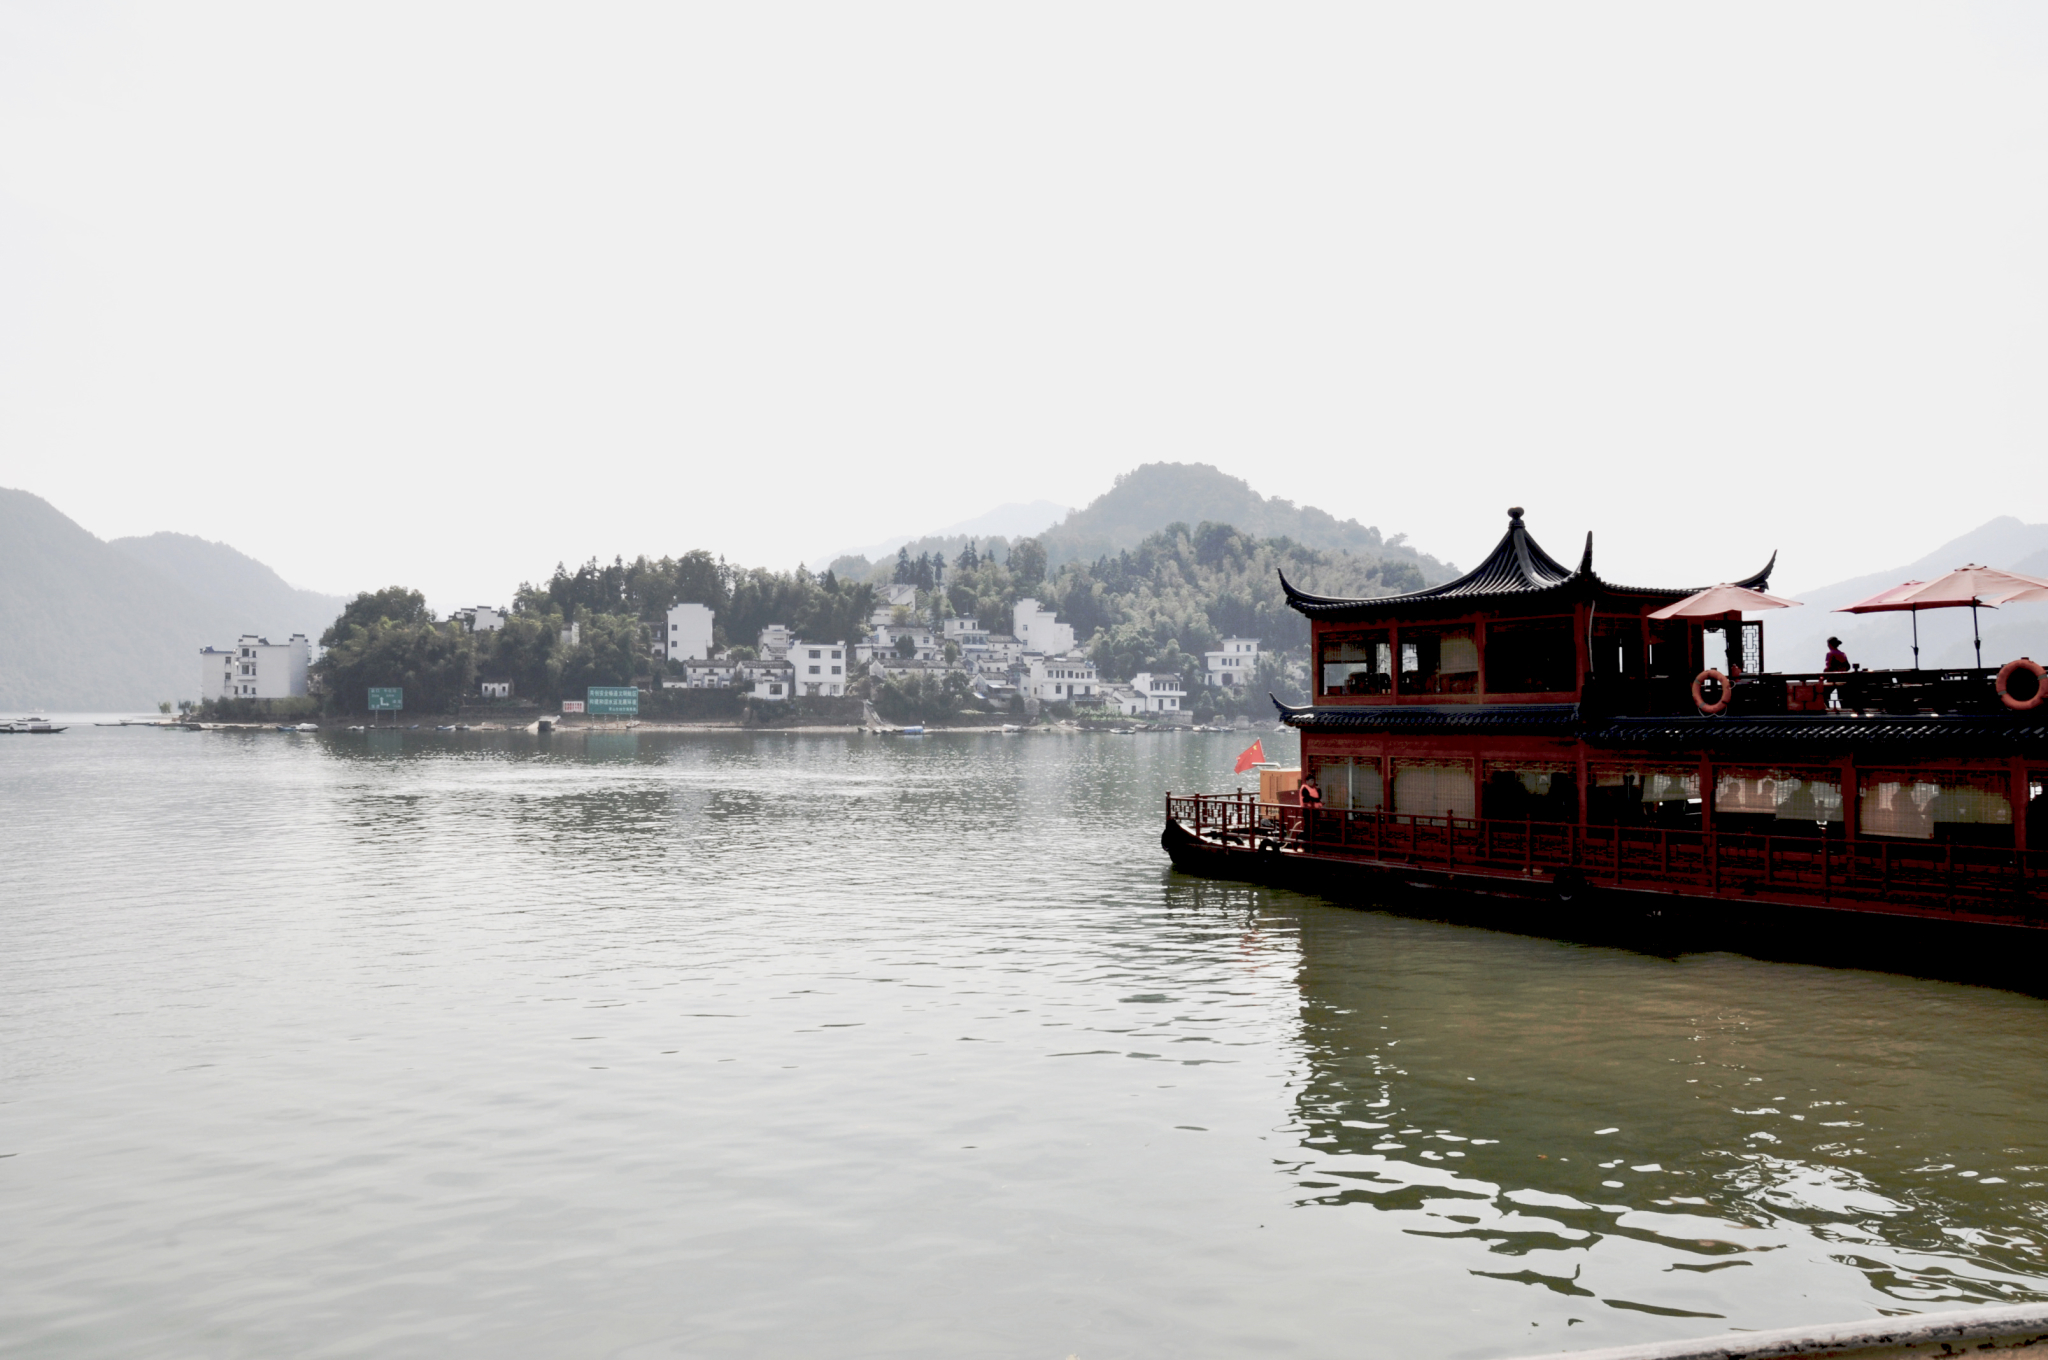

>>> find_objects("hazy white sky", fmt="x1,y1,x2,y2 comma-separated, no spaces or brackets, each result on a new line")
3,3,2045,607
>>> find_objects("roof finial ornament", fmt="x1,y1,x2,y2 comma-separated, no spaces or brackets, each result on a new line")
1508,506,1524,522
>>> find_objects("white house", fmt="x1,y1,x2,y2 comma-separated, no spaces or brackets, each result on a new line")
664,659,739,689
663,603,715,662
855,623,939,666
1204,637,1260,688
756,624,794,660
480,680,511,699
200,634,310,701
470,606,506,633
1012,599,1075,656
790,641,848,697
1128,671,1186,714
1026,653,1099,705
746,658,795,701
870,583,918,625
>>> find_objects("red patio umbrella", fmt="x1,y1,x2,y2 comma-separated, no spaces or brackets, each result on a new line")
1900,565,2048,668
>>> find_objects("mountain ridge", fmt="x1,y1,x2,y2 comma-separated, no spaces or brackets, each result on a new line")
0,488,351,709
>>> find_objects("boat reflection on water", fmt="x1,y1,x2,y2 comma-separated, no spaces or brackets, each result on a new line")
1217,882,2048,1326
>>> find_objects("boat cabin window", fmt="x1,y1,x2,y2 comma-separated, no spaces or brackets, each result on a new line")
1391,759,1475,819
1399,627,1478,695
2032,774,2046,851
1592,619,1643,680
1646,620,1690,680
1320,630,1392,696
1589,765,1701,827
1859,771,2013,846
1482,617,1575,694
1309,756,1383,811
1482,762,1577,822
1713,767,1841,837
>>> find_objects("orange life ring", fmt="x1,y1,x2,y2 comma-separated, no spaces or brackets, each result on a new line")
1996,656,2045,711
1692,668,1731,715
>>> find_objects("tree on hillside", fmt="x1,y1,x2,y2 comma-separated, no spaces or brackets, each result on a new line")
315,610,475,713
957,540,979,572
1008,537,1046,585
894,546,914,585
321,586,432,648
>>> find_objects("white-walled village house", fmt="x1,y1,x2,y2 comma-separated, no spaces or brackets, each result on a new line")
201,634,311,701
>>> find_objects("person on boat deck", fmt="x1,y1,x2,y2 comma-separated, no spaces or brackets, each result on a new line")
1823,636,1852,711
1297,774,1323,811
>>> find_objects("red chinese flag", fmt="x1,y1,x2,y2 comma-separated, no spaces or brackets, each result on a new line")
1233,739,1265,774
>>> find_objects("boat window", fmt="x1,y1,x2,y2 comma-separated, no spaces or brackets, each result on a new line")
1483,618,1575,694
1714,767,1842,835
1588,765,1700,826
1310,756,1382,811
1482,761,1578,822
1399,627,1478,695
2030,773,2046,851
1646,621,1690,680
1592,619,1643,680
1392,759,1475,819
1860,771,2012,844
1319,630,1392,696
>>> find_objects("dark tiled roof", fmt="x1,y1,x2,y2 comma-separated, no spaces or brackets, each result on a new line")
1279,508,1777,621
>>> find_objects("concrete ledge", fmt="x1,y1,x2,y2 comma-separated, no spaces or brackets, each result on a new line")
1503,1302,2048,1360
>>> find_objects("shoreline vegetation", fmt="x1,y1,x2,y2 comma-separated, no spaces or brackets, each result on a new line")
199,513,1452,725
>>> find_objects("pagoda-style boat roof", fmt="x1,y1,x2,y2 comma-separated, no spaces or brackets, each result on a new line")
1279,507,1776,621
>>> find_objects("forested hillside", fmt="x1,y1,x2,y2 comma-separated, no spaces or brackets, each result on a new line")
0,489,347,710
310,523,1447,716
826,462,1453,587
1036,463,1451,573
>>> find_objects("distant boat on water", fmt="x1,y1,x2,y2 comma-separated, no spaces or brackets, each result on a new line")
1,717,66,734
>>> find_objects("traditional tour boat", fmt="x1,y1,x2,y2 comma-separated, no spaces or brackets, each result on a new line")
1162,508,2048,934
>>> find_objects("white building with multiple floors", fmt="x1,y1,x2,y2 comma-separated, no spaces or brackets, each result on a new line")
756,624,794,660
1204,637,1261,688
1026,654,1099,705
790,641,847,697
662,603,715,662
1127,671,1187,714
200,634,311,701
1012,599,1075,656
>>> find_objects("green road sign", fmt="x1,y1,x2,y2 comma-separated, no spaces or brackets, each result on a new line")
586,686,639,715
368,687,403,711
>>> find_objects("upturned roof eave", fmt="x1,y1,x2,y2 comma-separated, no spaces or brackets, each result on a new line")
1277,511,1775,621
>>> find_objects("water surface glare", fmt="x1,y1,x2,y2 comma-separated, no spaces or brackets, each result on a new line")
3,726,2047,1359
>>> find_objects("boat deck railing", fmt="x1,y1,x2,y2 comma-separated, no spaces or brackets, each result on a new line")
1166,793,2047,920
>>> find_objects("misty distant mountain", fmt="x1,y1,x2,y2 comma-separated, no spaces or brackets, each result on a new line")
1770,516,2048,672
811,500,1069,576
110,533,347,649
0,488,350,710
1037,463,1453,576
826,463,1455,585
